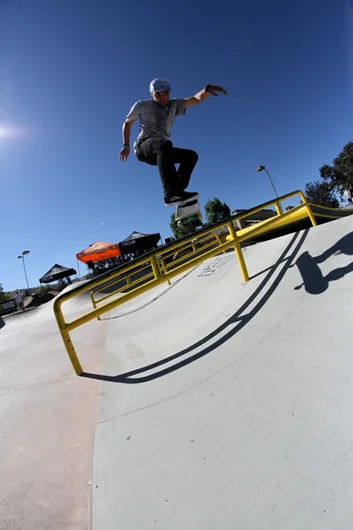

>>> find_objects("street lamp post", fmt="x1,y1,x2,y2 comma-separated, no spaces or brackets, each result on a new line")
255,165,279,199
17,250,30,292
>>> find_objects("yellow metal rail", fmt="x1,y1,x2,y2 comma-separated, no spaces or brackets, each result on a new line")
53,189,319,375
90,231,223,317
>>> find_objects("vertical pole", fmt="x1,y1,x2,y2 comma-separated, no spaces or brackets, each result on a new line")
305,205,317,227
76,258,81,278
227,221,249,282
53,300,83,375
150,255,161,280
274,201,282,216
299,191,317,227
22,256,30,291
160,257,171,286
264,168,279,199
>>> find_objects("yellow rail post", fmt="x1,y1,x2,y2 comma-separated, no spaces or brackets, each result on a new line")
160,256,171,285
227,220,249,282
305,204,317,227
53,300,83,375
150,254,161,280
91,292,100,321
274,200,282,216
298,191,317,228
215,233,225,253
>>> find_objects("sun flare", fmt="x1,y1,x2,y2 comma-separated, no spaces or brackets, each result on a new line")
0,124,24,139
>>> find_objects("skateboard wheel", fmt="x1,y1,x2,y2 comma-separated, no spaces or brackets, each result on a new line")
178,221,182,227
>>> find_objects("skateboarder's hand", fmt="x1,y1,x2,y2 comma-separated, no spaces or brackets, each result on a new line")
118,146,130,162
207,85,227,97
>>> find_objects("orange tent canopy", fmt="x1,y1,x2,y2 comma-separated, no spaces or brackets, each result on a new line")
76,241,121,264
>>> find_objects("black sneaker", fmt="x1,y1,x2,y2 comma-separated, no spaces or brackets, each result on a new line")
164,191,199,206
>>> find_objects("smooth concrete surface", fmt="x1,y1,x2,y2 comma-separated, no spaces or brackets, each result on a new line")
92,215,353,529
0,288,106,530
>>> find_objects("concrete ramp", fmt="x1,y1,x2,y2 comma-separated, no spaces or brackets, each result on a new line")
0,287,106,530
92,215,353,529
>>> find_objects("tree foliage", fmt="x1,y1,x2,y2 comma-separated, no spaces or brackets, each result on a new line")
88,256,123,276
169,213,202,240
320,141,353,195
204,198,231,225
305,180,340,208
0,283,11,303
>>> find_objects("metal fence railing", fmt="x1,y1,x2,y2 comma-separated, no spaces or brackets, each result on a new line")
53,189,320,374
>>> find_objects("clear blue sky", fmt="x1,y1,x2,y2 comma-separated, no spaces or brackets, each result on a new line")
1,0,353,291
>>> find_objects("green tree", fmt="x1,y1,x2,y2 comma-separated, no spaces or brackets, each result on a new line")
320,141,353,196
89,256,123,277
33,285,52,296
169,213,202,239
204,197,231,225
305,181,340,208
0,283,11,303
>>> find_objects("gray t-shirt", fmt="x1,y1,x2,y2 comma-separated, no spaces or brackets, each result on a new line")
126,98,187,146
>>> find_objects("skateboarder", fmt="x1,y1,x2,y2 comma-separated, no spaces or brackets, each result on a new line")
118,79,227,206
14,291,24,311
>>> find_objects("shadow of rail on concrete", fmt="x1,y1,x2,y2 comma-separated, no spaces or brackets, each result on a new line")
81,229,310,384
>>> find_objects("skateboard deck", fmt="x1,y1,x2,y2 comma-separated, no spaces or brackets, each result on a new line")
175,198,203,227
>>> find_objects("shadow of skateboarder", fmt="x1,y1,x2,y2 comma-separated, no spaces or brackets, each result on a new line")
294,232,353,295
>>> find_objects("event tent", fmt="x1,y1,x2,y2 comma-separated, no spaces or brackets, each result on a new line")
76,241,121,264
118,231,161,256
39,264,77,284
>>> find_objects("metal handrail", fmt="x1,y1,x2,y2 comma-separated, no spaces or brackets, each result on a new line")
53,190,317,374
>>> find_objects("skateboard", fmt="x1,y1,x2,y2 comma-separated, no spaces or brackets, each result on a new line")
175,198,203,227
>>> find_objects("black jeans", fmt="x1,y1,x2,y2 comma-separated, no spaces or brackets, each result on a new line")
135,138,198,198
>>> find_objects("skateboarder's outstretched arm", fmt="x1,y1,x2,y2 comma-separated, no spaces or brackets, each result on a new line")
184,84,227,109
118,117,137,162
